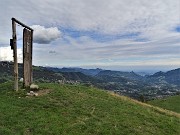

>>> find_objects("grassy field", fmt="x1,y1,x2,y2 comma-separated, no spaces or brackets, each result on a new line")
148,95,180,113
0,82,179,135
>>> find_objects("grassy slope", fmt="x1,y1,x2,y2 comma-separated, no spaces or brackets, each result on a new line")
148,95,180,113
0,82,179,135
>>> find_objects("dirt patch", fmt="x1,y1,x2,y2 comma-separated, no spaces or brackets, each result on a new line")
36,89,52,96
26,89,52,97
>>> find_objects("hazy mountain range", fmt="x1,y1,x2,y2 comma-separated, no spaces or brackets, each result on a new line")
0,61,179,100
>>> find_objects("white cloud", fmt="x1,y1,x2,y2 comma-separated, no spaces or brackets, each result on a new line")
31,25,61,44
0,47,22,62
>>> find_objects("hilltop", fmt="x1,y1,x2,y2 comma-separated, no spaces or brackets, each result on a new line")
0,82,179,134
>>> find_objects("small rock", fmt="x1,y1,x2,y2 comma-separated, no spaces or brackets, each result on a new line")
19,78,23,82
30,91,34,94
30,84,39,90
34,93,38,96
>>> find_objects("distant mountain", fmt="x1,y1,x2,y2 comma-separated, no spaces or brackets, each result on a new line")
96,70,143,81
147,68,180,85
165,68,180,85
0,61,99,84
149,71,165,77
46,67,103,76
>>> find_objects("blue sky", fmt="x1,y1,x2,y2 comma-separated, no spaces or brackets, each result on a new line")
0,0,180,72
175,25,180,32
61,28,143,42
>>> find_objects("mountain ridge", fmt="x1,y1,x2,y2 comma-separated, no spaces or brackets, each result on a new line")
0,61,179,100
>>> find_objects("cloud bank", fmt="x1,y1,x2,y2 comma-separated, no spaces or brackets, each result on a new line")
0,0,179,71
31,25,61,44
0,47,22,62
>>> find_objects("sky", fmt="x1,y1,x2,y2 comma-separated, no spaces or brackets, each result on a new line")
0,0,180,72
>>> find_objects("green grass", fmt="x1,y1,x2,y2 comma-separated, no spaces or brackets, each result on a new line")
0,82,179,135
148,95,180,113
